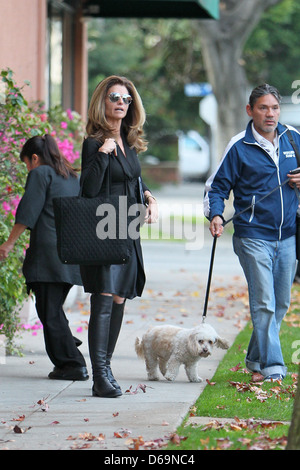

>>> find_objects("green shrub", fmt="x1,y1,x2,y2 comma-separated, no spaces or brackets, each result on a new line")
0,69,84,353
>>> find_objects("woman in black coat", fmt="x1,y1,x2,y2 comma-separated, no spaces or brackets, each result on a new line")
81,75,158,398
0,135,88,381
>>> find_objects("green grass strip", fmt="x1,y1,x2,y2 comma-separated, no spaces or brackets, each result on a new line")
166,290,300,450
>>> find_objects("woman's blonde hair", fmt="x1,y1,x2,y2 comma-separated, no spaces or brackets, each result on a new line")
86,75,148,153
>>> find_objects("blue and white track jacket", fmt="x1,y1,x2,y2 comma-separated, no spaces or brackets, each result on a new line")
204,121,300,241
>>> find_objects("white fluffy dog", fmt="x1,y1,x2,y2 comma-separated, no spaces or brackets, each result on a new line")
135,323,229,383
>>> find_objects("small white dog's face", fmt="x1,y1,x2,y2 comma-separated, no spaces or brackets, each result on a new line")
190,336,214,357
187,324,228,358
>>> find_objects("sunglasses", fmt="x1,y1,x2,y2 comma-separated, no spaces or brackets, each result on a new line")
108,92,132,105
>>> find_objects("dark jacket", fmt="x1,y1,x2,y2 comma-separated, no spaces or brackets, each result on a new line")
15,165,82,287
204,121,300,241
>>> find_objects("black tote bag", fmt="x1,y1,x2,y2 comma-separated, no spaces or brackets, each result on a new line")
53,154,137,266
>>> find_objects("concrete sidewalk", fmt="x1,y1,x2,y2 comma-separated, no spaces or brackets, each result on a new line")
0,235,249,451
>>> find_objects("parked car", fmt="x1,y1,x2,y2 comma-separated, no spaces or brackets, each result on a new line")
178,130,210,180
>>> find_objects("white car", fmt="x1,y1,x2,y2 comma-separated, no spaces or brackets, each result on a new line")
178,130,210,180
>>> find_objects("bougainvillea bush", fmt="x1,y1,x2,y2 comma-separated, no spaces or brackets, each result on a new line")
0,69,85,353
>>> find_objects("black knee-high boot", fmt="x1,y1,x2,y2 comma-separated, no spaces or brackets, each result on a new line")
106,301,125,391
88,294,121,398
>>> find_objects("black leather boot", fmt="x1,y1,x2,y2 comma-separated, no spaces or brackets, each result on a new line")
106,301,125,391
88,294,121,398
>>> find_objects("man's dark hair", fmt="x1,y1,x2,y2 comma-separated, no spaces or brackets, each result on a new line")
248,84,282,109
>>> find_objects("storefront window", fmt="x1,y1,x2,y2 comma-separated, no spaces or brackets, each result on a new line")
47,1,75,109
49,14,63,106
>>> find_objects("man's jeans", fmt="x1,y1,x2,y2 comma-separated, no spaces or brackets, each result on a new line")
233,235,296,378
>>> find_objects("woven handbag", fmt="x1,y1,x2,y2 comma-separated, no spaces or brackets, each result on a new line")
53,155,136,266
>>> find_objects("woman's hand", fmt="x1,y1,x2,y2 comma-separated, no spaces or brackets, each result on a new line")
144,193,158,224
0,241,14,261
99,138,117,156
0,223,27,261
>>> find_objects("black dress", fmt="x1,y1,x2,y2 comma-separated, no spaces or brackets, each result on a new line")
80,135,148,299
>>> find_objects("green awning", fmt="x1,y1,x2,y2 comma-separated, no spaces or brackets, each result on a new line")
82,0,219,19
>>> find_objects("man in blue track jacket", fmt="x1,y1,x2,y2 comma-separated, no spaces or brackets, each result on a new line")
204,84,300,382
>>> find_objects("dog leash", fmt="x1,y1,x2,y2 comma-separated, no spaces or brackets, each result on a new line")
202,234,218,323
202,176,291,323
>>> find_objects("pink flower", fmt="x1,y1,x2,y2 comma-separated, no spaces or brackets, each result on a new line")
19,321,43,332
40,113,47,122
2,201,11,215
57,138,78,163
60,121,68,129
66,109,74,120
11,195,21,208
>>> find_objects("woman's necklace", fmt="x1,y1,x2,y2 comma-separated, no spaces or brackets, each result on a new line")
116,136,126,157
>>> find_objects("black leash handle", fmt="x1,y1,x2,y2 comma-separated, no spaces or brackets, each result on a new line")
202,234,218,323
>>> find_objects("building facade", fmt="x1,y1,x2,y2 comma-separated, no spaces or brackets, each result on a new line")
0,0,87,117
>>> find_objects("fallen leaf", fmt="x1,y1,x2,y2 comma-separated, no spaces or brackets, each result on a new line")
36,397,49,412
230,423,242,431
200,437,210,446
125,383,148,394
169,433,188,446
206,379,216,386
13,425,24,434
143,438,168,449
12,415,25,422
114,428,131,438
216,437,233,449
126,436,144,450
77,432,105,441
191,291,200,297
251,373,264,382
13,424,31,434
70,442,92,450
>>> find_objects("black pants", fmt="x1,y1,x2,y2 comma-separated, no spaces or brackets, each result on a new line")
30,282,86,369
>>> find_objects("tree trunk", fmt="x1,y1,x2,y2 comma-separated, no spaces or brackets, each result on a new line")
198,0,300,447
198,0,282,159
286,364,300,450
